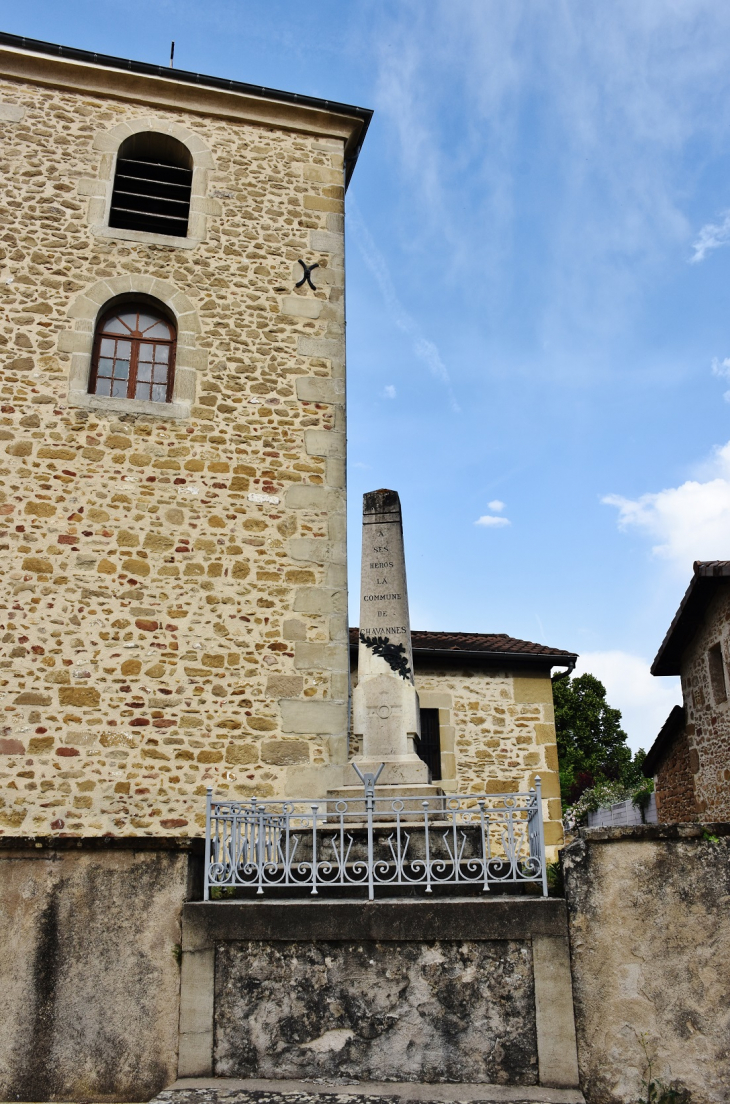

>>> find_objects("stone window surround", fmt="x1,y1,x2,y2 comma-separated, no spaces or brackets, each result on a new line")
77,118,220,250
59,276,207,420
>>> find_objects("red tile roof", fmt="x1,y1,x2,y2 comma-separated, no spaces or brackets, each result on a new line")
350,628,576,667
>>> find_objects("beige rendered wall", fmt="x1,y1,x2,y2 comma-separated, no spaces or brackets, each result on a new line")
0,841,195,1101
678,585,730,819
563,825,730,1104
0,70,350,836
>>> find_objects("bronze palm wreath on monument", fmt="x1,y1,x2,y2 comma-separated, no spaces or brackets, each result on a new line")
360,632,412,681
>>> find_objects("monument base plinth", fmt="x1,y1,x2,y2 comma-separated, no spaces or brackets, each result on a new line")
327,783,443,801
326,782,443,816
350,754,431,787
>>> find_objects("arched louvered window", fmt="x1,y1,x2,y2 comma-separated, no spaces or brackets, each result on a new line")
89,304,176,403
109,133,193,238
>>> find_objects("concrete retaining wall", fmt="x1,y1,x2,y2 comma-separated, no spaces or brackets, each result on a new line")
563,824,730,1104
0,838,200,1101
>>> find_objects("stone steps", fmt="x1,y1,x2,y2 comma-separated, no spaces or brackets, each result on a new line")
157,1078,584,1104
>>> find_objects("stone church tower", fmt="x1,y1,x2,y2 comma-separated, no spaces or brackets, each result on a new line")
0,33,371,836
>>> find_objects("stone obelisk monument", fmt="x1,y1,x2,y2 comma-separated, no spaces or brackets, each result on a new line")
351,489,432,788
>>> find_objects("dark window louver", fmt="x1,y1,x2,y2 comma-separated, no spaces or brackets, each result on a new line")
109,157,192,238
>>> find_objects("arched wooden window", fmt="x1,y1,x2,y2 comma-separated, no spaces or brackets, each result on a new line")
109,133,193,238
89,305,176,403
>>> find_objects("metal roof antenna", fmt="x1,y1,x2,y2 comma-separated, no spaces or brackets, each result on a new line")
169,40,175,68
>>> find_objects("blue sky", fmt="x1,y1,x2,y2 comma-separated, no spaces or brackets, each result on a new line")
8,0,730,749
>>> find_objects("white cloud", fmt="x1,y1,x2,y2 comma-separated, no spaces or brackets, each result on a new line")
574,651,681,754
603,440,730,573
475,514,511,528
711,356,730,402
711,356,730,378
691,211,730,263
488,499,506,512
383,384,397,399
372,1,730,356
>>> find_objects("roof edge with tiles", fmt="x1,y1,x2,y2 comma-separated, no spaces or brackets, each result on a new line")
652,561,730,677
349,627,577,668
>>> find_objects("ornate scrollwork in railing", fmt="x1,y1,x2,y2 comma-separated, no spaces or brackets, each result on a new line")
204,768,547,900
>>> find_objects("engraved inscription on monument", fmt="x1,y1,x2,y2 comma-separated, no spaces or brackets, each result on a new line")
359,487,414,683
352,489,432,789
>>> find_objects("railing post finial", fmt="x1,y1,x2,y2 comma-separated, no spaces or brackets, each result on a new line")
351,760,384,807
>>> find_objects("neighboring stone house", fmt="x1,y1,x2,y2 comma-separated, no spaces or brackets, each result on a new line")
350,628,577,853
647,560,730,821
0,32,369,835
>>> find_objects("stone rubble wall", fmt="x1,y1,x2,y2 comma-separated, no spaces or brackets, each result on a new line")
654,724,697,822
677,585,730,820
563,824,730,1104
0,75,349,835
416,667,564,852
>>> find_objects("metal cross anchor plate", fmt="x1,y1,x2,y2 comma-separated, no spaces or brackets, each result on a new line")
296,259,319,290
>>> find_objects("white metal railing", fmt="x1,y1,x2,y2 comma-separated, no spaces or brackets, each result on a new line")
204,766,547,900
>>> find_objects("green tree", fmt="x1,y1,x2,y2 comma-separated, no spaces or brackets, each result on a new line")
552,672,646,806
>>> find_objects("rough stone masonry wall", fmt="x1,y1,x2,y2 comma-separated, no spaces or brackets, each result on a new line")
655,726,697,823
214,939,538,1084
563,825,730,1104
679,585,730,819
0,74,350,836
415,667,564,851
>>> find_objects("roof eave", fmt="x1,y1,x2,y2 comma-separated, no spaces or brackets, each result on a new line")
651,571,728,677
349,642,577,669
642,704,686,776
412,647,576,668
0,32,372,185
